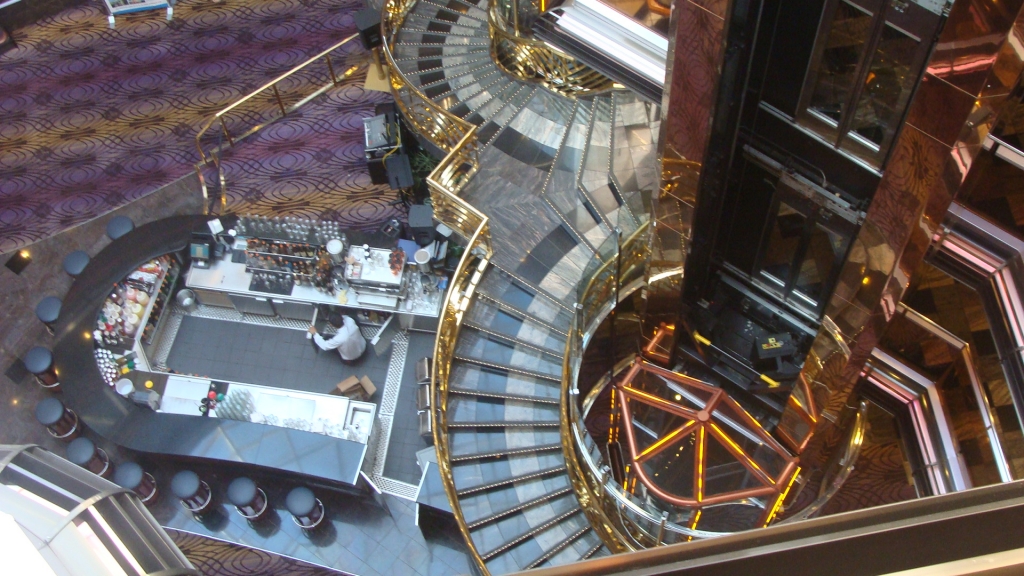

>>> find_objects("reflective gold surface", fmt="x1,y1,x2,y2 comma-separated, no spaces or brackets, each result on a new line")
381,0,478,153
489,2,616,97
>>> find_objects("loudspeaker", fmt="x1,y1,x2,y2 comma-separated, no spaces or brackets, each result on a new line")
408,204,435,246
367,157,388,184
385,153,413,190
354,8,382,49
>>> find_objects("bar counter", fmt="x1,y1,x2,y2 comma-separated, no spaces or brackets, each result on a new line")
54,215,368,485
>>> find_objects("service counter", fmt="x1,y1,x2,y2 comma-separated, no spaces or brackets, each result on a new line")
53,215,426,486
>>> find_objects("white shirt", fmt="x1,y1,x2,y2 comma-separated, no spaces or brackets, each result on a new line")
313,316,367,361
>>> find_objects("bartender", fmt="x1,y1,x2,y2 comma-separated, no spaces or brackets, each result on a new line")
308,313,367,363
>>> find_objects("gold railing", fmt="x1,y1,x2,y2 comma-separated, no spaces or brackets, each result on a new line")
562,222,651,552
489,1,615,97
381,0,478,152
194,33,366,165
427,133,491,574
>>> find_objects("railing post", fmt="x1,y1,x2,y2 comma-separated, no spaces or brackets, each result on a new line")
372,47,386,80
325,54,338,85
272,84,287,116
657,511,668,545
219,117,234,147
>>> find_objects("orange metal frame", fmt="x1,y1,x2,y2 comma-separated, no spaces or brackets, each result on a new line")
616,357,798,514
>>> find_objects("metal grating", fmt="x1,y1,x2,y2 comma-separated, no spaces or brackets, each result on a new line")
369,331,420,499
188,303,312,330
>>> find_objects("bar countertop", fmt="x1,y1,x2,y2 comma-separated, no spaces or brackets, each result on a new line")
54,215,368,485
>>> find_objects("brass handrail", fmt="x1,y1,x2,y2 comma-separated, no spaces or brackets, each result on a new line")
427,126,491,575
194,33,366,165
489,1,615,96
380,0,477,152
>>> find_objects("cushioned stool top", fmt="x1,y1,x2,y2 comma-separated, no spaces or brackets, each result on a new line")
227,477,257,507
24,347,53,374
171,470,201,499
106,216,134,240
286,486,316,517
63,250,90,276
66,437,96,466
114,461,144,490
35,397,65,426
36,296,61,323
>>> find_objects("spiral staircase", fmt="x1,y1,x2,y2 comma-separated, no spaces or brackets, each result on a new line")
388,0,660,572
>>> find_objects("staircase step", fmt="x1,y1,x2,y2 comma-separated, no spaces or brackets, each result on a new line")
526,525,591,569
405,59,493,88
474,85,538,145
393,36,490,47
456,464,566,496
448,442,563,463
480,507,587,572
455,329,563,378
415,0,490,23
464,81,523,126
392,44,490,61
426,67,503,103
453,354,560,382
449,360,561,400
449,394,560,427
402,12,489,35
463,317,563,359
476,265,574,330
466,486,574,529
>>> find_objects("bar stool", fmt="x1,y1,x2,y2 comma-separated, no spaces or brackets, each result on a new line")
35,296,61,335
227,477,268,520
66,437,112,478
24,346,60,392
286,486,325,530
62,250,90,277
114,462,158,505
35,398,79,441
106,216,134,240
171,470,213,515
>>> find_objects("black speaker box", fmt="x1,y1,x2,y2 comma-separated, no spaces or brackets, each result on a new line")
408,204,435,246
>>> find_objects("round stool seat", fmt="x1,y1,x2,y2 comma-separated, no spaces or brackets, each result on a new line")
171,471,201,500
35,397,64,426
66,437,96,466
286,487,316,518
114,462,144,491
227,477,257,507
24,347,53,375
36,297,61,324
63,251,90,276
106,216,134,240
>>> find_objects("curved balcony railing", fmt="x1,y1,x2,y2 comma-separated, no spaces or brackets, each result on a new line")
425,129,491,574
194,34,365,165
381,0,479,153
488,0,615,96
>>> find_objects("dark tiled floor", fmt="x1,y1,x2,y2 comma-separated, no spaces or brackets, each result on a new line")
147,458,473,576
167,317,389,402
384,331,437,484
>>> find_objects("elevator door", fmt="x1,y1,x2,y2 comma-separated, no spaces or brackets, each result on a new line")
754,179,856,314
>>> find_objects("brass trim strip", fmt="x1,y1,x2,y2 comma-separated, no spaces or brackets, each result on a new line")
449,386,560,405
453,354,562,382
475,292,570,336
463,322,564,358
450,443,563,463
448,420,560,427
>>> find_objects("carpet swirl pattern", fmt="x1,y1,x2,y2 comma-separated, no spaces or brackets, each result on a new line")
0,0,397,253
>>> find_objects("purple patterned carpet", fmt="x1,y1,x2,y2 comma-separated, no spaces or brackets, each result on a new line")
0,0,397,253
